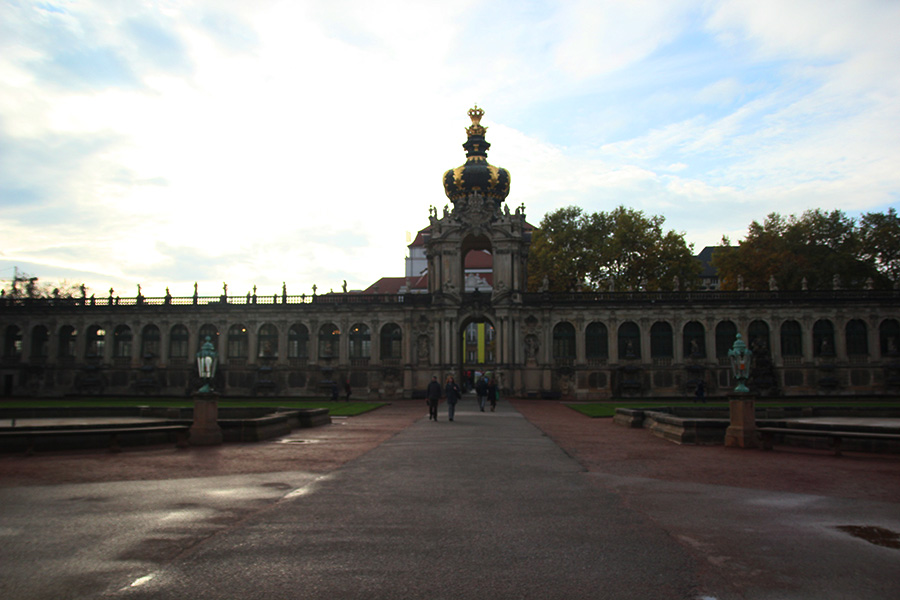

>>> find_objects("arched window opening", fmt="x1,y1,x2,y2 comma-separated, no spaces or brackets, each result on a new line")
813,320,835,357
288,324,309,359
113,325,132,358
552,322,576,360
683,321,705,358
4,325,23,359
618,321,641,360
198,324,219,353
463,321,495,364
748,320,770,356
715,321,737,358
258,323,278,358
319,323,340,358
381,323,402,360
30,325,49,360
141,324,160,358
86,325,105,357
227,324,248,358
846,320,868,357
880,319,900,356
463,248,493,292
781,320,802,357
169,325,189,358
349,324,371,359
585,322,608,360
58,325,77,359
650,322,673,358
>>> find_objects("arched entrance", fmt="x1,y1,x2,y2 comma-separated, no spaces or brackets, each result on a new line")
460,317,495,391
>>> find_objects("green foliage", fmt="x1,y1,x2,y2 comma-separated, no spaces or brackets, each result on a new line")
1,270,86,300
527,205,701,292
859,208,900,281
713,209,893,290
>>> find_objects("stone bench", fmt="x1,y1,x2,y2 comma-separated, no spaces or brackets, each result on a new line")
0,425,190,455
757,427,900,457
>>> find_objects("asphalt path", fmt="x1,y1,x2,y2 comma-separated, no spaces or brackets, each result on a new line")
2,398,899,599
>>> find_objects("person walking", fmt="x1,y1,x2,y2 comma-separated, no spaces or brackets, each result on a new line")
487,377,499,412
475,376,488,412
444,375,461,422
344,378,352,402
426,375,441,421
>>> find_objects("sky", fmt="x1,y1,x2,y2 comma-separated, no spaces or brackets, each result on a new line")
1,0,899,298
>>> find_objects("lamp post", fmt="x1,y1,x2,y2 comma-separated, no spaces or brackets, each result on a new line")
727,333,752,393
190,336,223,445
724,333,757,448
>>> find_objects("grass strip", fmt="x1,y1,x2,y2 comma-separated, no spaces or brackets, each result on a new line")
567,399,900,419
0,398,385,417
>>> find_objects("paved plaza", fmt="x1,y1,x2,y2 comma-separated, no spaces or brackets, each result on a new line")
1,398,899,599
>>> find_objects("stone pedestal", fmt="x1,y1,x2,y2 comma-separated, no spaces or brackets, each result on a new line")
724,395,757,448
190,394,223,446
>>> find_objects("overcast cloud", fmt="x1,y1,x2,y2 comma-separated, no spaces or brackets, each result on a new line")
1,0,898,297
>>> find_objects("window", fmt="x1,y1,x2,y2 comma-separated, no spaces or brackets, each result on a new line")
141,324,160,358
618,321,640,359
683,321,705,358
258,323,278,358
748,320,770,355
288,324,309,358
4,325,23,359
650,322,673,358
585,322,608,359
86,325,105,357
781,320,802,357
170,325,189,358
845,320,868,356
813,320,835,357
349,324,371,358
198,324,219,354
381,323,402,360
58,325,77,359
113,325,132,358
319,323,340,358
552,322,576,359
30,325,49,359
715,321,737,358
880,319,899,356
227,324,248,358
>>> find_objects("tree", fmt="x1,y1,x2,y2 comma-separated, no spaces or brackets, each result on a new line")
713,209,887,291
1,270,86,300
527,205,701,292
859,208,900,282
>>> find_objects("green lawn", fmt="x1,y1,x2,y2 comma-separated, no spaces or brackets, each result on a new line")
567,399,900,418
0,397,385,417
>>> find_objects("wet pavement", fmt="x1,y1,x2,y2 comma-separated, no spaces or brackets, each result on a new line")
1,398,899,599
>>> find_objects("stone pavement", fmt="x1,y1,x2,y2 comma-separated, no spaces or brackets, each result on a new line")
1,397,899,599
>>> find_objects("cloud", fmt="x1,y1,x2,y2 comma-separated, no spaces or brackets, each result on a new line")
1,0,898,297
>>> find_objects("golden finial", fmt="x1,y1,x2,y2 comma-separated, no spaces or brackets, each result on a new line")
466,104,486,136
468,104,484,125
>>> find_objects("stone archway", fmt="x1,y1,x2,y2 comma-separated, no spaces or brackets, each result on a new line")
459,315,496,392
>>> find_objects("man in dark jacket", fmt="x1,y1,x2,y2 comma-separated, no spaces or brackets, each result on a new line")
444,375,461,422
426,376,441,421
475,376,488,412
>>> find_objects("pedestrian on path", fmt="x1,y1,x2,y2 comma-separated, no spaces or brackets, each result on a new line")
488,377,498,412
426,375,441,421
445,375,461,421
344,378,352,402
475,376,488,411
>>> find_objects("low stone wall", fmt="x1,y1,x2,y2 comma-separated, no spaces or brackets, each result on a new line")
614,405,900,451
0,406,333,452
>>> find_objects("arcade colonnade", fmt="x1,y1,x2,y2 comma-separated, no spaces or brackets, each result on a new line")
1,291,898,398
